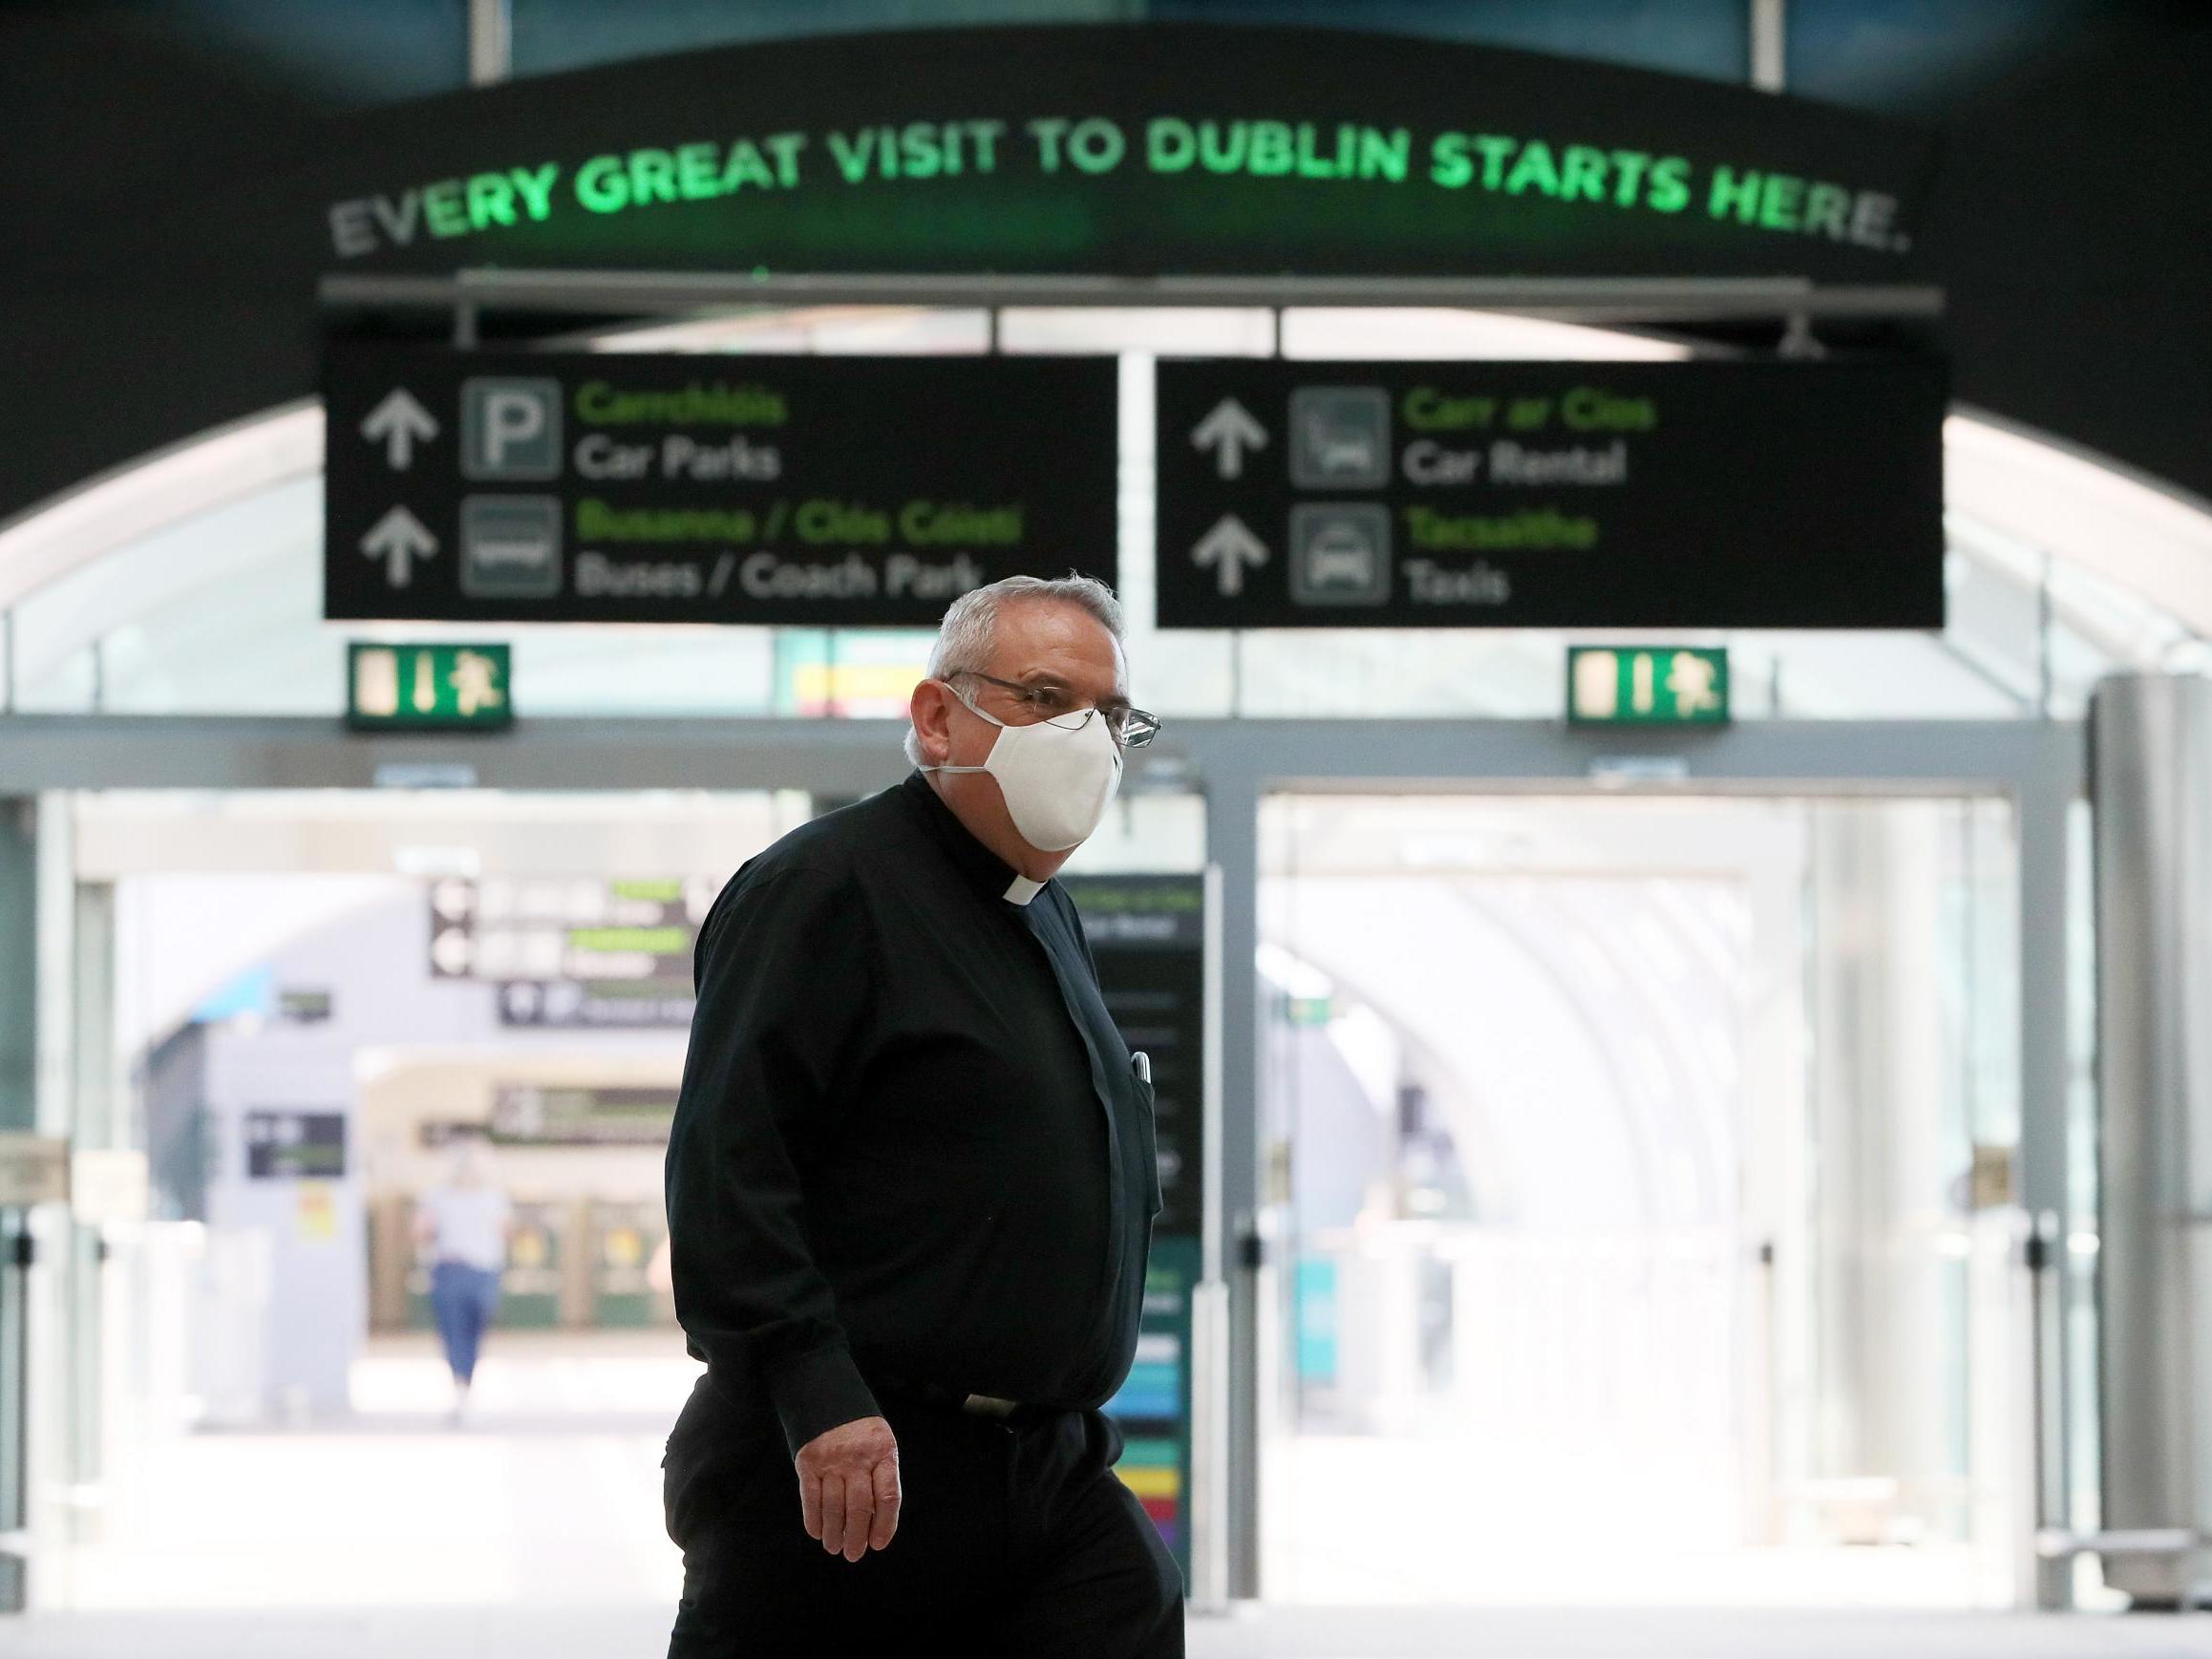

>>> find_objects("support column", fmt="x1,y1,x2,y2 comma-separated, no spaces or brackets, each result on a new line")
0,798,87,1607
65,883,117,1539
1750,0,1787,92
2092,672,2212,1605
0,802,36,1611
1204,761,1264,1600
2017,763,2077,1610
466,0,511,86
1807,803,1951,1517
0,803,32,1134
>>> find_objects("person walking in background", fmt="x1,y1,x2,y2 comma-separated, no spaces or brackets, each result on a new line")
413,1135,513,1426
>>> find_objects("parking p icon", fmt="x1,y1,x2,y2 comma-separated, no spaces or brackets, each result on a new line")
461,377,564,480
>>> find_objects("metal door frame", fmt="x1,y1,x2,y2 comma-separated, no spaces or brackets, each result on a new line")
1190,715,2080,1609
0,709,2085,1607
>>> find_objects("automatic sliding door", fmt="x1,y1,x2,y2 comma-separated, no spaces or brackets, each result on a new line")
1257,791,2023,1606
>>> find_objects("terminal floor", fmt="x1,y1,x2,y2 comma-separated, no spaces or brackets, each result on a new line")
11,1604,2212,1657
16,1334,2212,1657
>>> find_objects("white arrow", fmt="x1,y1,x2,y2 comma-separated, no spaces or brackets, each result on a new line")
430,878,476,922
1192,514,1268,598
1191,397,1268,479
430,927,474,976
360,387,438,470
361,505,437,587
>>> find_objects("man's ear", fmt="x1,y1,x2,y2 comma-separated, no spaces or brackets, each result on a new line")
909,678,953,766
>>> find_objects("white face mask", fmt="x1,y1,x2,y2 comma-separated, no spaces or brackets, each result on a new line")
922,682,1123,852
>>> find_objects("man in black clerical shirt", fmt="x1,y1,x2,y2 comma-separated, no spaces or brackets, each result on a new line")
662,574,1181,1656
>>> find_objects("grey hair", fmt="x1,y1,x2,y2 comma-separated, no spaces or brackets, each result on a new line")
903,573,1125,766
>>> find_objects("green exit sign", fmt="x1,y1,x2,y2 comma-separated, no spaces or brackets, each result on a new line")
1567,646,1729,726
347,643,513,730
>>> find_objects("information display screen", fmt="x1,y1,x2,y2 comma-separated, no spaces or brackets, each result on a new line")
325,346,1118,625
1106,1235,1201,1579
1063,874,1208,1583
426,875,717,1029
1061,874,1205,1237
1155,357,1946,629
244,1110,348,1180
487,1084,677,1147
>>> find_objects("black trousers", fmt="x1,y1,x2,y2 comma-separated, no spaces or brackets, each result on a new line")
663,1377,1184,1656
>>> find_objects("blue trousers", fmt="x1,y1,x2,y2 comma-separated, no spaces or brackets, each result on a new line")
429,1261,502,1384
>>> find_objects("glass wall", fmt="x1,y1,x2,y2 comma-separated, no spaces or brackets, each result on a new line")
511,0,1137,79
1784,0,2121,115
506,0,1749,84
93,0,468,106
91,0,2163,119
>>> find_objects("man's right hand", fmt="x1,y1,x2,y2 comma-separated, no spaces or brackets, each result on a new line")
795,1415,901,1562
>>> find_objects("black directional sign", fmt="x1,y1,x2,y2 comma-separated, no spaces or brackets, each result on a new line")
324,346,1118,624
1156,357,1946,629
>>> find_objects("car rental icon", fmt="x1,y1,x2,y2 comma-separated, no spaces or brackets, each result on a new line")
1311,428,1380,480
1289,387,1392,489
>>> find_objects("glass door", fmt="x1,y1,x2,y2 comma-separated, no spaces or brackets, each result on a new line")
1256,791,2023,1606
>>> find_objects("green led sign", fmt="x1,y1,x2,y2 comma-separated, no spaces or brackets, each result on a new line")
1567,646,1730,726
331,125,1908,262
309,27,1935,287
347,642,513,730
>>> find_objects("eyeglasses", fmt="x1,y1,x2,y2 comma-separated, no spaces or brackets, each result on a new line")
948,670,1161,750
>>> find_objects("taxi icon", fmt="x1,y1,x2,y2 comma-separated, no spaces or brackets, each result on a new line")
1306,521,1379,586
1290,503,1392,606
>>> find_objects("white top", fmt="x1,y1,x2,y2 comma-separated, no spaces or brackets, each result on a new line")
422,1185,512,1271
1003,874,1044,905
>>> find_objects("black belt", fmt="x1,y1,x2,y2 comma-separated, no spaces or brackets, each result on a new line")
869,1374,1040,1425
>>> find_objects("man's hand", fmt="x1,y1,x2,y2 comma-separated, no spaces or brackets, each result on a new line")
795,1415,901,1562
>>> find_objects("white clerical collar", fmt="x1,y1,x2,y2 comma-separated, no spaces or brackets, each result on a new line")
1002,874,1044,906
